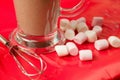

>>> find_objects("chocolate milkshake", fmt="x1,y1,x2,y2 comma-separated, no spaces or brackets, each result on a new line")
13,0,59,36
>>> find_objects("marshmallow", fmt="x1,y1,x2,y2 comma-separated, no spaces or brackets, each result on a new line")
108,36,120,48
60,18,70,31
76,22,89,33
85,30,97,42
60,25,66,31
94,39,109,50
91,17,104,26
64,29,75,40
92,25,103,36
66,42,79,56
79,50,93,61
76,17,86,23
55,45,69,57
60,18,70,27
69,20,78,30
73,32,88,44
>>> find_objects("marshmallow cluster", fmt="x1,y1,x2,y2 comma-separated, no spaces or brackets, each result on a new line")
56,17,120,61
60,17,103,44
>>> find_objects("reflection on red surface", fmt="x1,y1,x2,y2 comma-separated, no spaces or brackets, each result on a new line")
1,0,120,80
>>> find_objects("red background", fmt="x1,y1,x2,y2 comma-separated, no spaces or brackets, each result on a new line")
0,0,120,80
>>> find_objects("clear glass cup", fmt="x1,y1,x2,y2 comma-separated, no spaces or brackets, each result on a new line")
9,0,87,79
10,0,86,53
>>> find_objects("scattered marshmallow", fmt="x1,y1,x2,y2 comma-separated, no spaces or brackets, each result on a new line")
92,25,103,36
64,29,75,40
77,22,89,33
66,42,79,56
94,39,109,50
55,45,69,57
79,50,93,61
60,25,66,31
108,36,120,48
69,20,78,30
85,30,97,42
76,17,86,23
60,18,70,31
60,18,70,27
73,32,88,44
91,17,104,26
58,17,120,60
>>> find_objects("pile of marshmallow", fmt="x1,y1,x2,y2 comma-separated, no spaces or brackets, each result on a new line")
55,17,120,61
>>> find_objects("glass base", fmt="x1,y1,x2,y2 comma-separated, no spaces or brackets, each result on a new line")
10,28,66,53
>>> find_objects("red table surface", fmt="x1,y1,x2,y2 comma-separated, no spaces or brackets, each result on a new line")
1,0,120,80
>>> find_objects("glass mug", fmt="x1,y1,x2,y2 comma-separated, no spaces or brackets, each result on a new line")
10,0,87,53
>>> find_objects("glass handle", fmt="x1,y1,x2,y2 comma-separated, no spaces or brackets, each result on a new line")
60,0,89,18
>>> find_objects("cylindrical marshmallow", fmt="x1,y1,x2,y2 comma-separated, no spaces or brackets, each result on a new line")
108,36,120,48
76,22,89,33
79,50,93,61
94,39,109,50
55,45,69,57
66,42,78,56
91,17,104,26
64,29,75,40
73,32,88,44
85,30,97,42
60,25,66,31
60,18,70,27
69,20,78,30
76,17,86,23
60,18,70,31
92,25,103,36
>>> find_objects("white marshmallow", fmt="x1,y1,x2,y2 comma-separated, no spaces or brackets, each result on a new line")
73,32,88,44
66,42,79,56
69,20,78,30
92,25,103,36
79,50,93,61
77,22,89,33
64,29,75,40
60,18,70,31
85,30,97,42
76,17,86,23
91,17,104,26
108,36,120,48
55,45,69,57
60,18,70,27
94,39,109,50
60,25,66,31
